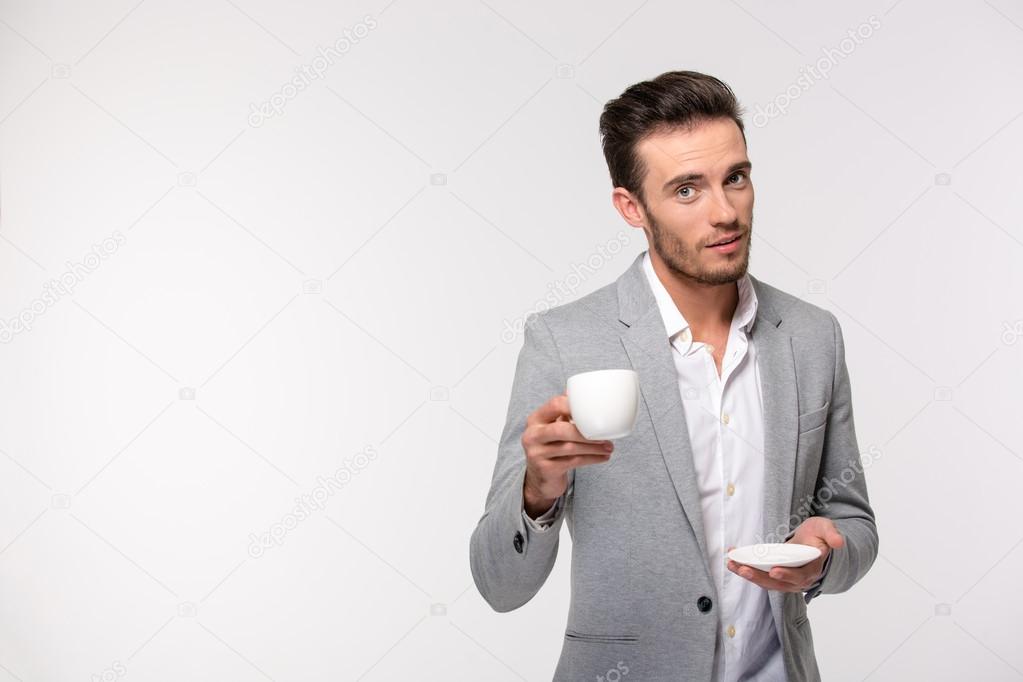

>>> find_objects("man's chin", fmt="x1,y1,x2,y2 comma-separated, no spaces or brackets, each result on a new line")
696,258,748,285
700,272,745,286
652,240,749,285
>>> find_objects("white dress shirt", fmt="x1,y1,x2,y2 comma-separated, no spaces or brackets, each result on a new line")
524,251,825,680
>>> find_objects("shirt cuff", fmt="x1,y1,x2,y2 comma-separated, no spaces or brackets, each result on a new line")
522,495,563,533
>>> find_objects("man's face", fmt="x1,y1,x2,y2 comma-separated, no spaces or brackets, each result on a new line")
631,118,754,286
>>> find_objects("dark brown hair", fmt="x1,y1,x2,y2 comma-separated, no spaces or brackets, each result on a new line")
598,70,746,205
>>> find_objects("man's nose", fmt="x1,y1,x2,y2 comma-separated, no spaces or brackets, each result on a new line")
708,189,738,225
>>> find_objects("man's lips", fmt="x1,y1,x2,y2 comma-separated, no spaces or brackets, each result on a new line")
707,233,742,247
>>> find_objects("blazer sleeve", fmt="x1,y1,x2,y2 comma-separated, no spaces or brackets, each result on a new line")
469,311,570,612
799,312,879,603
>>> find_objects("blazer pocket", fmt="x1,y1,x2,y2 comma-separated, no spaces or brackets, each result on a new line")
797,401,830,434
564,629,639,645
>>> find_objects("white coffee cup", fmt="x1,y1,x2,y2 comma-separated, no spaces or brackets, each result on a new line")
566,369,640,440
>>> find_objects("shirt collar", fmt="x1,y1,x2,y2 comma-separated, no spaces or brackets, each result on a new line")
641,250,758,341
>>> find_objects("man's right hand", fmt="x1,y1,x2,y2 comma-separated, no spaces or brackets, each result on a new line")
521,392,614,518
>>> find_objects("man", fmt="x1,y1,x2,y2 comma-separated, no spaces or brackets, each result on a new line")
469,71,878,681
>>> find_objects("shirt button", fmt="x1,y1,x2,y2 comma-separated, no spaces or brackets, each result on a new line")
727,483,735,496
722,413,730,425
680,328,691,342
705,344,715,354
727,625,736,638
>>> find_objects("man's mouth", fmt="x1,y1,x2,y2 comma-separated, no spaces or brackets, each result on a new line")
707,233,742,247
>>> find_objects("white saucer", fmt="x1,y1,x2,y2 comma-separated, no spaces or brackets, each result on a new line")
727,543,821,571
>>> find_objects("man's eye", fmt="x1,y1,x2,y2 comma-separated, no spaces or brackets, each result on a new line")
729,172,748,184
677,186,694,199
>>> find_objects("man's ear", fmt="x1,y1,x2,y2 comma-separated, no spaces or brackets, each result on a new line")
611,187,647,229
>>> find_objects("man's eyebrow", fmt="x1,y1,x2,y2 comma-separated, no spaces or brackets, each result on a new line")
662,160,753,191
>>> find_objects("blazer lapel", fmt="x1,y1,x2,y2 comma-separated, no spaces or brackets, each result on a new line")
616,254,713,584
747,275,798,545
748,274,800,638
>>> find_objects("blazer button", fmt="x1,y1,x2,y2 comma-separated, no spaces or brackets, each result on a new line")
697,596,713,613
513,531,524,554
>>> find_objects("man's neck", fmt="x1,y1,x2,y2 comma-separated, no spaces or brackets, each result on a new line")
649,250,739,334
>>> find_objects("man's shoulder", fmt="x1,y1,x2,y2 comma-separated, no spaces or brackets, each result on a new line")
524,279,621,331
750,274,839,340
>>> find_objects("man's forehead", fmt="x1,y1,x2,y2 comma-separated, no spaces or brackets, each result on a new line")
637,122,746,175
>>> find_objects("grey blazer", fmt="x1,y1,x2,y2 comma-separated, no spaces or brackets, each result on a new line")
469,251,878,681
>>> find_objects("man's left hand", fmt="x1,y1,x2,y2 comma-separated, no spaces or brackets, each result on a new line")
727,516,844,593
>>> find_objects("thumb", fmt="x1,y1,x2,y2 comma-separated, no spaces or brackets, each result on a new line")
824,522,845,549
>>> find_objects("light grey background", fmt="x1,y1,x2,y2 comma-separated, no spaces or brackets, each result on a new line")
1,0,1022,680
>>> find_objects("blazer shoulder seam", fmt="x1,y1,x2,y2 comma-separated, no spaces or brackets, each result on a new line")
533,311,567,389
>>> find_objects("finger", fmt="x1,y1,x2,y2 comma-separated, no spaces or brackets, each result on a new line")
737,567,797,591
536,440,614,458
555,454,614,469
554,395,571,422
727,561,801,592
528,394,571,427
810,517,845,549
767,566,818,588
541,419,614,446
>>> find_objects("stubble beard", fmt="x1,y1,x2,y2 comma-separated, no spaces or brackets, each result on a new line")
646,208,752,286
